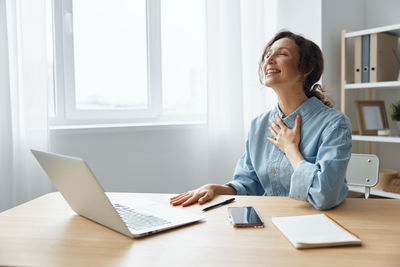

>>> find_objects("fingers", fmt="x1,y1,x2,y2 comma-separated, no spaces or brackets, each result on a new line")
270,115,287,136
170,193,186,201
271,114,300,132
269,120,279,135
268,127,277,139
181,193,204,207
198,193,213,204
266,137,277,145
268,118,279,142
275,114,287,129
170,184,217,207
170,191,210,207
294,114,302,133
170,193,192,206
170,192,190,201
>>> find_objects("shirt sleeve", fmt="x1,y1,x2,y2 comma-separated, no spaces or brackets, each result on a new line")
289,117,352,210
225,136,265,196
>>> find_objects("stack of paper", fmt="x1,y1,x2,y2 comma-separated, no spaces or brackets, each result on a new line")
272,214,362,249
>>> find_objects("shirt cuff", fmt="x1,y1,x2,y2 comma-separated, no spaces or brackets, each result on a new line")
289,160,315,201
225,181,246,195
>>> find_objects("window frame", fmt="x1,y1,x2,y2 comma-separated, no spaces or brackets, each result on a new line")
51,0,163,126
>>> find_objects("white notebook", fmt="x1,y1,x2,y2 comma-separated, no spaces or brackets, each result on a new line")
272,214,362,249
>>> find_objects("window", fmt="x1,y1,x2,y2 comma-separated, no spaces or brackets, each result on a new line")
51,0,206,125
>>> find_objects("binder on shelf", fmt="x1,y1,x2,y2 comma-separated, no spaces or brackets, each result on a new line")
362,35,370,83
354,36,362,83
370,32,398,82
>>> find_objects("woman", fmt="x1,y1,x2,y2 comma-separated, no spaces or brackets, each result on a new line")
170,31,352,210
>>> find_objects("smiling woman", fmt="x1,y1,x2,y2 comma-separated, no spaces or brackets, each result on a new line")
260,31,332,108
170,31,352,211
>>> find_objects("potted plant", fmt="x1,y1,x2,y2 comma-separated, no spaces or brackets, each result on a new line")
389,100,400,136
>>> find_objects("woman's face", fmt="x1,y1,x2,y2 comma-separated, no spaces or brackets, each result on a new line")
263,38,303,89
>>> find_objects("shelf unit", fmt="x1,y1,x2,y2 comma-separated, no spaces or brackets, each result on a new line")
341,24,400,199
341,24,400,141
352,135,400,143
344,80,400,90
344,24,400,38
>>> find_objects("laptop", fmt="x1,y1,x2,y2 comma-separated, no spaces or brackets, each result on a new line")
31,149,204,238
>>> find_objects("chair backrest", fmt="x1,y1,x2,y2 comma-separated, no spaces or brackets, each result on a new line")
346,153,379,187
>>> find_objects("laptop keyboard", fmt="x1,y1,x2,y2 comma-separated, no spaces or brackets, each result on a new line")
113,203,170,231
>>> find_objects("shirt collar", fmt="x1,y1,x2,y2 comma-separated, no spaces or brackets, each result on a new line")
275,97,324,127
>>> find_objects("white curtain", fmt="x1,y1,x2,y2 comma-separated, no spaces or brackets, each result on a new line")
0,0,52,212
206,0,277,184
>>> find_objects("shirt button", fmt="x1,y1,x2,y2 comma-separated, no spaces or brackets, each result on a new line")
276,191,280,195
271,169,276,174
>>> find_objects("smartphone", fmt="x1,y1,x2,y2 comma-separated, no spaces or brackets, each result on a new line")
228,207,264,228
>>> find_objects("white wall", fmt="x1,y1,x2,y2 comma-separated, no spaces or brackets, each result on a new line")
320,0,367,155
275,0,322,46
321,0,365,108
365,0,400,28
50,125,212,194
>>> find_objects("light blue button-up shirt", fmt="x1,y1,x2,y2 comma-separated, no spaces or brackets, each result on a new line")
226,97,352,210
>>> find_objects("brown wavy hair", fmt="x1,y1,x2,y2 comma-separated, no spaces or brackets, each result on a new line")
258,30,333,107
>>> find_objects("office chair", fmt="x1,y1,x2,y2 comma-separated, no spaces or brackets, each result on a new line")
346,153,379,199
